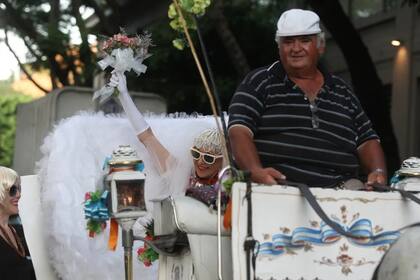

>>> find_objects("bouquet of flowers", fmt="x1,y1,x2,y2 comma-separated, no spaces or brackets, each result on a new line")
93,31,152,103
136,222,159,267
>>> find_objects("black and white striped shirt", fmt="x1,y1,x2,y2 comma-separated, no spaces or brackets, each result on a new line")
228,61,379,187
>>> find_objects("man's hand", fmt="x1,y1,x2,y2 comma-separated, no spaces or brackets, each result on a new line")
250,167,286,185
357,139,387,190
365,169,387,190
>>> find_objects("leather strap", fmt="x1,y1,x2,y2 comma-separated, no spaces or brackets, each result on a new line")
373,184,420,205
244,173,257,280
277,179,361,239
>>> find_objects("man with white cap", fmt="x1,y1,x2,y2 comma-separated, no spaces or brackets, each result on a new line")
228,9,386,188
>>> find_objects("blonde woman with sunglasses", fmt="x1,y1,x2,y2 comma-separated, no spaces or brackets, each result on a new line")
109,72,226,208
0,166,36,280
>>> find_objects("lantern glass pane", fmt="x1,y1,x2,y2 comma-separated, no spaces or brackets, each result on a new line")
115,180,145,212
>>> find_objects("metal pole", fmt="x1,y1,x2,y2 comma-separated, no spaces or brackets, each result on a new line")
122,228,134,280
216,166,234,280
194,16,234,167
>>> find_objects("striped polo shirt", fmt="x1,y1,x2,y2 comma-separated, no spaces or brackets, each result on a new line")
228,61,379,187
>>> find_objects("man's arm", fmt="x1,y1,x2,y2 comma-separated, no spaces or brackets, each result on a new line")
229,125,285,184
357,139,387,187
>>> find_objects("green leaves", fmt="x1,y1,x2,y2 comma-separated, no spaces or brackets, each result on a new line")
0,84,32,167
223,169,245,195
168,0,212,50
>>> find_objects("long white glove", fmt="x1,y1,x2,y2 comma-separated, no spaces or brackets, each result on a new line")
109,72,150,135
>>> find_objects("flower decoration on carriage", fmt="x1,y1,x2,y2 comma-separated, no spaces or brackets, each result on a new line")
83,148,145,238
136,222,159,267
84,190,110,237
93,30,153,103
168,0,212,50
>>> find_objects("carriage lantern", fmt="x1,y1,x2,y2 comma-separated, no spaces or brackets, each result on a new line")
105,145,146,222
105,144,146,280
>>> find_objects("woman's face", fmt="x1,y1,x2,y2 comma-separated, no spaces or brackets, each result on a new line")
191,147,223,179
0,178,21,216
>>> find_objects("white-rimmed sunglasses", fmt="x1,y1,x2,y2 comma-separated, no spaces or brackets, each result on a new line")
190,147,223,165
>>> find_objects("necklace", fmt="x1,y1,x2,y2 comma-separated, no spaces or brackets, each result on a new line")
190,173,218,188
0,224,25,257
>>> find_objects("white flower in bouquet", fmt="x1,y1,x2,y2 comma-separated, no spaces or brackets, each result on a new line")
93,32,152,103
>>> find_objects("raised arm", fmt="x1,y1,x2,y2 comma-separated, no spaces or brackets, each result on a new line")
229,125,285,184
109,72,171,173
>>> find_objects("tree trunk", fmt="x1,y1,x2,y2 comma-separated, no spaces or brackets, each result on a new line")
48,0,70,86
209,0,250,78
309,0,400,175
72,0,94,86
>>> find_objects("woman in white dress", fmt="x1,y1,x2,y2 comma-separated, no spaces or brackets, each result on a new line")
109,72,227,208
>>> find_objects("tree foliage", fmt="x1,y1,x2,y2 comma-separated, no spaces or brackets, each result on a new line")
132,0,288,113
0,0,407,174
0,0,287,111
0,0,125,90
0,82,32,167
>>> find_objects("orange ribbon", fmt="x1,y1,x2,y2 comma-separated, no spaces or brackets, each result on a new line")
223,198,232,230
108,218,119,251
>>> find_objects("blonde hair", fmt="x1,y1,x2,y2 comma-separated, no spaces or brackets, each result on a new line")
0,166,19,202
192,128,223,155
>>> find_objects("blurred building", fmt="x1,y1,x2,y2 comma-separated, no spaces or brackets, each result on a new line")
324,0,420,159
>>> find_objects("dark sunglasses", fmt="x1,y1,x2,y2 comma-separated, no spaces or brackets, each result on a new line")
8,185,21,197
190,147,223,165
309,102,320,129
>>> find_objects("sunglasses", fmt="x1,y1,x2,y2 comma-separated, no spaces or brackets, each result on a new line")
309,102,320,129
190,147,223,165
8,185,21,197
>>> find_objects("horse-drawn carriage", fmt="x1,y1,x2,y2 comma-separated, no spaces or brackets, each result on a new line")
18,113,420,280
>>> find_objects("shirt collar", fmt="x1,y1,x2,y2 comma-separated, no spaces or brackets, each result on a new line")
267,60,334,89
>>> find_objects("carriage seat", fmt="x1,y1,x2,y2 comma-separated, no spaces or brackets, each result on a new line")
153,196,230,236
152,196,233,280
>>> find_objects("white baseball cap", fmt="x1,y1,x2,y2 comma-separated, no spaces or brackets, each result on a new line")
276,9,321,37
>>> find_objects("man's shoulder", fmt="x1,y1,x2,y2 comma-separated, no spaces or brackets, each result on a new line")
329,74,351,87
327,74,357,97
242,61,282,85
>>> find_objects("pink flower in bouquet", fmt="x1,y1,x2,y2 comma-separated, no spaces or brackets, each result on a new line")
98,32,152,57
121,36,131,45
137,247,145,255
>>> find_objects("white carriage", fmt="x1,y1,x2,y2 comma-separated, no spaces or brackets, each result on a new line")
17,113,420,280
